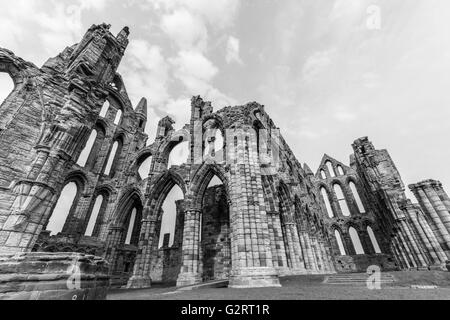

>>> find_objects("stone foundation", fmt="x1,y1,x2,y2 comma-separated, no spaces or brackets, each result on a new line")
228,267,281,288
0,252,109,300
333,254,398,273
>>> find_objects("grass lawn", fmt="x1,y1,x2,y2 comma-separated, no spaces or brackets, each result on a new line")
107,272,450,300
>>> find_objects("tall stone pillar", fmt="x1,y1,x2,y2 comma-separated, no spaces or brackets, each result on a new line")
281,221,305,273
393,236,411,269
411,184,450,251
391,241,407,269
312,236,325,273
304,232,319,272
398,220,427,267
425,182,450,234
267,212,288,273
436,183,450,214
176,209,202,287
127,216,155,289
226,128,280,288
408,211,441,264
417,213,448,262
103,226,123,272
298,230,314,271
397,230,418,268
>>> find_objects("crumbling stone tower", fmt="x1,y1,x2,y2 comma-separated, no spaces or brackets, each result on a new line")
0,24,130,254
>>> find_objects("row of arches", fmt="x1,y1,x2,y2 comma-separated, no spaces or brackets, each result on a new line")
99,100,123,126
45,179,142,246
320,181,365,218
133,124,226,181
334,226,382,256
320,161,345,179
76,123,124,178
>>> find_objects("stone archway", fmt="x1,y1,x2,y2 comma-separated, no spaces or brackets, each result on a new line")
176,164,232,287
200,178,231,282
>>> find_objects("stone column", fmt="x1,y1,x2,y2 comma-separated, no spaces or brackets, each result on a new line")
391,241,406,269
399,220,427,267
226,128,280,288
304,232,318,272
417,213,449,262
103,226,123,273
281,221,306,273
176,209,202,287
127,216,155,289
425,183,450,235
408,212,441,264
436,183,450,214
318,238,334,273
298,230,313,271
397,230,418,268
309,236,321,272
393,236,411,269
412,186,450,251
268,212,288,273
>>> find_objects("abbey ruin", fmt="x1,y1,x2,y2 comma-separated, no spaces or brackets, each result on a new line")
0,24,449,296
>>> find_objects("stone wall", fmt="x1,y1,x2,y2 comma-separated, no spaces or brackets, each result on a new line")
0,253,109,300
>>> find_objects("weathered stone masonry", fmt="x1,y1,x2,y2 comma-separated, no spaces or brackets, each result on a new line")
0,24,448,292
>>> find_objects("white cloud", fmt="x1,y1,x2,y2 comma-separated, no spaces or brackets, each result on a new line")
225,36,243,64
170,50,218,93
302,49,337,82
330,0,363,20
161,9,208,51
165,97,192,127
147,0,240,29
120,40,170,106
0,0,108,65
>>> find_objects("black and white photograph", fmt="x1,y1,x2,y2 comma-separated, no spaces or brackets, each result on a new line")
0,0,449,311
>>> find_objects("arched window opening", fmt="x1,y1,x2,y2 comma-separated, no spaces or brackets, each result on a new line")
349,227,365,255
337,165,345,176
46,182,78,236
168,141,189,168
125,208,137,245
367,226,382,253
334,184,351,217
159,185,184,248
335,230,346,255
104,141,119,176
321,187,334,218
320,170,327,179
138,156,153,180
77,130,98,167
104,138,123,177
85,195,104,237
99,101,110,118
114,109,123,125
204,129,224,163
326,161,335,177
349,181,366,213
0,73,14,105
208,175,224,188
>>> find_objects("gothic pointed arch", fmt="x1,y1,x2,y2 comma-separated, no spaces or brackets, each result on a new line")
190,164,230,210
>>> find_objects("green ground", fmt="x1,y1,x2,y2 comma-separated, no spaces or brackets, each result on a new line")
107,272,450,300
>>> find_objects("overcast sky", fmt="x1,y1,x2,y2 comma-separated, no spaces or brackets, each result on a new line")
1,0,450,203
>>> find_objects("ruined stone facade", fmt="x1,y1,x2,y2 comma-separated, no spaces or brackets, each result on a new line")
0,25,449,290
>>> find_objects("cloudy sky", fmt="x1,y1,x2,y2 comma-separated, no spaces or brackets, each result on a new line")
1,0,450,202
